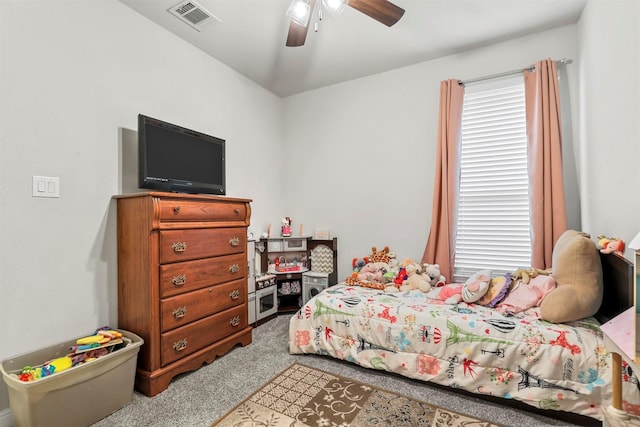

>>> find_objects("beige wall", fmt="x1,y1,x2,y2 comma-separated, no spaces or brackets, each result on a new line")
283,24,581,279
0,1,284,418
577,0,640,254
1,0,638,422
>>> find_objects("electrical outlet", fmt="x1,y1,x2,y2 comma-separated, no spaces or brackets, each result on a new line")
32,175,60,198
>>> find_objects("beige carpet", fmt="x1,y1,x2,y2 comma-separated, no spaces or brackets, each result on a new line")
212,363,498,427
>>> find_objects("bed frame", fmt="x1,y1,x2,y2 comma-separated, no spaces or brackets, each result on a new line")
596,252,634,323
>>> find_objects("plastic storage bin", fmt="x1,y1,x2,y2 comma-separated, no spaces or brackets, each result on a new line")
1,329,143,427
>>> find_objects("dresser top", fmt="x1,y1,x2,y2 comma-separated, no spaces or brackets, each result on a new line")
113,191,252,203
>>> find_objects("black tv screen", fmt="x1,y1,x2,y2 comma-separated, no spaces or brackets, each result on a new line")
138,114,225,195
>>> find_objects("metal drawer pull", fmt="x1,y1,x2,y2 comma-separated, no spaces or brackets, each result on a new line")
173,339,188,352
173,206,181,214
230,316,241,327
172,306,187,319
229,237,240,247
229,264,240,273
172,274,187,287
230,289,240,300
171,242,187,253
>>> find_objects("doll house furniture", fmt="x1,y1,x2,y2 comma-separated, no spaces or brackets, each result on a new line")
259,236,337,313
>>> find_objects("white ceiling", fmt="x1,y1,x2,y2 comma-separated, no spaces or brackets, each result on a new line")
118,0,587,98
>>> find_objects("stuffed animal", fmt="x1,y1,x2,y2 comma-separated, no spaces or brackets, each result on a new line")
597,235,625,255
399,263,431,293
356,263,384,283
393,267,407,285
369,246,391,264
427,283,464,304
511,267,551,285
426,270,490,304
352,257,369,273
422,263,446,287
540,230,603,323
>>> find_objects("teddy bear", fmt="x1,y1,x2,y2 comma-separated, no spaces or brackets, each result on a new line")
422,263,446,288
399,263,431,293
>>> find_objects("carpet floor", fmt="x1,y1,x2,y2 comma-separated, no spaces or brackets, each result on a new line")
92,315,588,427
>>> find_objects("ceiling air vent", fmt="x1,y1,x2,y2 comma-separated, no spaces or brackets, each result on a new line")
168,1,221,32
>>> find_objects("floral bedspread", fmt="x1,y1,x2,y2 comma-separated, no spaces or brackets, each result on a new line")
288,284,640,421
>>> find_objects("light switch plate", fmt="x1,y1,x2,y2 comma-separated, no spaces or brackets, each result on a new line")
32,175,60,198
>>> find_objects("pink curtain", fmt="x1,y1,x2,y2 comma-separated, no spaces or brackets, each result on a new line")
421,79,464,282
524,59,567,269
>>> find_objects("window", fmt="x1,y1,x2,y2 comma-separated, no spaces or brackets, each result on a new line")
453,75,531,282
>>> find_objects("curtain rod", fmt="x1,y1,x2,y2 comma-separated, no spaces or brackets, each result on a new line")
458,58,572,86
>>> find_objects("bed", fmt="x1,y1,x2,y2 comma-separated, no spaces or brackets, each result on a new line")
289,236,640,423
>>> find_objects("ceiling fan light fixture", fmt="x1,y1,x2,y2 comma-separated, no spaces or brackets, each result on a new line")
286,0,312,27
322,0,348,19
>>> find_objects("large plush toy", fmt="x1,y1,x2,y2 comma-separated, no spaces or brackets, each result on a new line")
421,263,446,288
399,263,431,292
540,230,603,323
426,270,490,304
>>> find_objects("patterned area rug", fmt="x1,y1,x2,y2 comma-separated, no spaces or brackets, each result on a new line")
211,363,497,426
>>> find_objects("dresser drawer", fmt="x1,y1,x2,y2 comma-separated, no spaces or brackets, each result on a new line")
158,198,248,223
159,228,246,263
160,253,245,298
161,305,247,366
160,278,246,332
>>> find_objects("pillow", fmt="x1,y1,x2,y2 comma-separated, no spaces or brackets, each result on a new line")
496,274,556,315
462,270,491,303
477,274,511,307
539,230,603,323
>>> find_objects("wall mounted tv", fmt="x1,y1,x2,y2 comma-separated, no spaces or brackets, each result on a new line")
138,114,225,195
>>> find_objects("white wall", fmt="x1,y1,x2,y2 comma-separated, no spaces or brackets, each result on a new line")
0,0,284,416
283,25,581,279
1,0,638,421
577,0,640,256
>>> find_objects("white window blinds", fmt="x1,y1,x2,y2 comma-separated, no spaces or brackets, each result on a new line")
453,75,531,282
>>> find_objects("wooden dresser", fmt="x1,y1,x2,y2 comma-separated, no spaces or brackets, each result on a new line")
114,191,252,396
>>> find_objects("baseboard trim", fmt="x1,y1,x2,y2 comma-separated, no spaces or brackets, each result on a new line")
0,408,13,427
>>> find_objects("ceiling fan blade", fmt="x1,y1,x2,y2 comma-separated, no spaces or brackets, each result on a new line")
348,0,405,27
286,21,310,47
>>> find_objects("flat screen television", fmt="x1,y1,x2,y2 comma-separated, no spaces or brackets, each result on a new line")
138,114,225,195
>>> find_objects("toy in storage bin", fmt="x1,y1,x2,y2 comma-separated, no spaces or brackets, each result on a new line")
1,329,143,427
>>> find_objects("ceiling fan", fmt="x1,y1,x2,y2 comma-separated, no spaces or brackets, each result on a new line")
285,0,405,47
